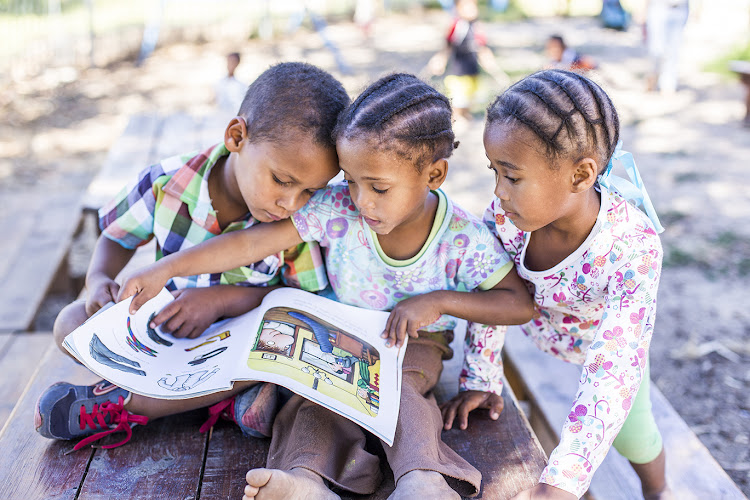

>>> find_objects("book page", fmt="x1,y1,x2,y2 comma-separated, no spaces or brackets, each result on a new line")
64,289,257,399
233,288,404,446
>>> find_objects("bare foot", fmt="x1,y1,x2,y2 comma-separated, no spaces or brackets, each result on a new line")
243,467,340,500
388,470,460,500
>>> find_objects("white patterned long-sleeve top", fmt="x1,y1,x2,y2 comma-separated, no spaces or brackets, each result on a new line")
461,185,663,498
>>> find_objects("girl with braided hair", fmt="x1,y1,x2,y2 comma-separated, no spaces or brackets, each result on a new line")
119,73,534,499
442,69,670,499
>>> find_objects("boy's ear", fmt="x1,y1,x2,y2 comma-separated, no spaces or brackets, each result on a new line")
224,116,249,152
425,158,449,190
571,157,598,193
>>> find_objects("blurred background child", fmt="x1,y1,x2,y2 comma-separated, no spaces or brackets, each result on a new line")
215,52,247,119
545,34,597,72
427,0,507,122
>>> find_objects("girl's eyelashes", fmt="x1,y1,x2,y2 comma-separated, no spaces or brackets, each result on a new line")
372,186,388,194
487,164,518,184
487,164,499,181
272,173,291,187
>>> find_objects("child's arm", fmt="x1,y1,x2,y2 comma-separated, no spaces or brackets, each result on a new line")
426,47,450,77
118,218,303,313
85,235,136,316
382,267,534,347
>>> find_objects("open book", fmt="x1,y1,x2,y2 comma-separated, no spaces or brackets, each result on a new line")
63,288,406,445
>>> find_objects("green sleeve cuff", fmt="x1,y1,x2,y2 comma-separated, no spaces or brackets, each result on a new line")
477,261,513,291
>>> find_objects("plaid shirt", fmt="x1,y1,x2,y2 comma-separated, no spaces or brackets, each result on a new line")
99,143,281,291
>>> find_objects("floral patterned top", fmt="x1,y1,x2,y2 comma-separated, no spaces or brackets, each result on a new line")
462,186,663,497
291,182,513,331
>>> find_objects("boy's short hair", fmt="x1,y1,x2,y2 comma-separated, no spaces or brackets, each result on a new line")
238,62,350,148
548,34,565,48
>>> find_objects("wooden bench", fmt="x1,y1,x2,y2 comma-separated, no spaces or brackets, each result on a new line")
0,113,225,335
0,334,547,499
503,330,748,500
0,191,82,333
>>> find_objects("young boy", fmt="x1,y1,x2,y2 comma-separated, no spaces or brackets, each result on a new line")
35,62,349,449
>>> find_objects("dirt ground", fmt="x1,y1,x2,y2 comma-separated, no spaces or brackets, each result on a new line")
2,6,749,495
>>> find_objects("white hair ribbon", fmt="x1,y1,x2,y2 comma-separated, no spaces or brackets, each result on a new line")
597,141,664,234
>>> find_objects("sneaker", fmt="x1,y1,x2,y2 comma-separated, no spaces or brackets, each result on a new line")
35,380,148,451
199,382,281,438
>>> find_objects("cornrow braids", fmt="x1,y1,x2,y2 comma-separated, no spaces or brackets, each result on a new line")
238,62,349,148
486,69,619,171
333,73,457,171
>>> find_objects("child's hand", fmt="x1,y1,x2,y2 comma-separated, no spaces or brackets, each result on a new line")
150,288,225,339
381,294,442,348
117,261,172,314
440,390,504,430
85,276,120,316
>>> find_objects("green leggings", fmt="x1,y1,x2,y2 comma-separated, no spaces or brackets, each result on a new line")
611,360,663,464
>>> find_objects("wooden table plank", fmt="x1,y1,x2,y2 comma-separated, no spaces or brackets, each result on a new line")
0,342,100,499
0,190,82,332
78,410,207,499
0,332,54,429
201,422,398,500
443,385,548,499
81,113,161,214
200,424,272,499
152,113,205,162
0,196,35,284
201,384,546,500
0,332,13,354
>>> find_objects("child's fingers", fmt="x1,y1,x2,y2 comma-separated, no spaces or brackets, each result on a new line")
187,326,204,339
394,318,409,348
488,394,505,420
406,322,421,339
151,303,178,329
128,290,150,314
384,315,403,347
382,312,396,340
162,314,185,336
441,400,459,430
457,403,473,430
171,322,194,339
116,277,139,303
106,281,120,302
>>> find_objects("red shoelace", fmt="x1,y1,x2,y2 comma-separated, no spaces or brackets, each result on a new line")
199,397,235,433
73,396,149,451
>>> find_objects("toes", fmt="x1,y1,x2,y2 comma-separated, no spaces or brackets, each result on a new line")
246,467,273,489
243,483,259,499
